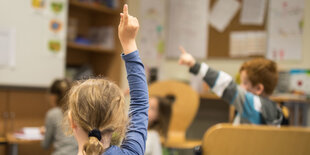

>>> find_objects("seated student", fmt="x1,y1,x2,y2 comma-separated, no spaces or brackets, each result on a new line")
41,79,78,155
146,96,172,155
178,47,283,125
64,4,149,155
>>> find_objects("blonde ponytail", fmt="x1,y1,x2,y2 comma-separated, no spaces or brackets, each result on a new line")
83,137,104,155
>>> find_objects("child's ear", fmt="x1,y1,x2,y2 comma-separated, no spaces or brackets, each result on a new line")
254,83,264,96
68,111,77,129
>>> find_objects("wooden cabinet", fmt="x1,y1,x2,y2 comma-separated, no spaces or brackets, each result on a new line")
0,88,51,155
0,89,8,137
7,89,50,132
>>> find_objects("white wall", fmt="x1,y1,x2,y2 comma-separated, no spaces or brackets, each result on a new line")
121,0,310,88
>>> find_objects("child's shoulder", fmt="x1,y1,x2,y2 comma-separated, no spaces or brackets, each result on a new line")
46,107,62,118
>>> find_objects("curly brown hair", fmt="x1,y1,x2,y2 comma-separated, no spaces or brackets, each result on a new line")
240,58,278,95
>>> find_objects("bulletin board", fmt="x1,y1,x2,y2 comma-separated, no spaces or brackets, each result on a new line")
207,0,268,58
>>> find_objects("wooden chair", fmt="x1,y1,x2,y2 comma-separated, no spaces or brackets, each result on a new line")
149,80,201,149
202,123,310,155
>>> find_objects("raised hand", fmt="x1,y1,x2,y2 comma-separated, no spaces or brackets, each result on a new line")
118,4,139,54
178,46,196,67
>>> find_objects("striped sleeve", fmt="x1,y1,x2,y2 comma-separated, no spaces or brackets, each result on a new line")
189,62,263,124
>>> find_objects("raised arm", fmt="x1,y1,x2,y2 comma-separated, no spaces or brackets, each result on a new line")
104,4,149,155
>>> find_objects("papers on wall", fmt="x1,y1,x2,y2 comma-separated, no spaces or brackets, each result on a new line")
209,0,240,32
46,0,67,58
139,0,166,63
240,0,267,25
267,0,305,60
166,0,208,59
0,28,16,68
230,31,267,57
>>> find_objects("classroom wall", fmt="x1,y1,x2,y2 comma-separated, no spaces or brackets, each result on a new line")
120,0,310,89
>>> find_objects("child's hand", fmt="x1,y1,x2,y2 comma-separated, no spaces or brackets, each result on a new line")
40,126,46,135
178,46,196,67
118,4,139,55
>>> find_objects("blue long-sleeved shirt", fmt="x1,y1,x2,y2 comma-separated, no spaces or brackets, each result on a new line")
104,50,149,155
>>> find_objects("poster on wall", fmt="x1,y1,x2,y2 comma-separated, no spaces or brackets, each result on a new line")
139,0,166,65
45,0,67,57
166,0,209,59
31,0,48,15
0,28,16,68
267,0,305,61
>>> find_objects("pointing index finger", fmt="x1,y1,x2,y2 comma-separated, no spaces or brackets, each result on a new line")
179,46,186,54
123,4,129,23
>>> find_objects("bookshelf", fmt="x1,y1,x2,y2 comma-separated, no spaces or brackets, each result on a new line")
66,0,124,84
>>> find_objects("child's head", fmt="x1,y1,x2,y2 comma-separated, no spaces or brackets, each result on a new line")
49,79,71,107
239,58,278,96
65,79,129,154
148,96,172,137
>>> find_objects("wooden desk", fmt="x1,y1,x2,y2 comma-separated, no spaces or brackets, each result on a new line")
200,93,219,100
271,94,310,126
200,93,310,126
6,133,42,155
271,94,310,103
0,137,7,144
200,92,310,103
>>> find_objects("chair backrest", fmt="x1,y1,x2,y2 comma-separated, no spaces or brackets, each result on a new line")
202,123,310,155
149,80,199,143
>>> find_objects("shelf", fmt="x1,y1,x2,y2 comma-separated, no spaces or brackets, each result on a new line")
67,42,115,53
69,0,120,14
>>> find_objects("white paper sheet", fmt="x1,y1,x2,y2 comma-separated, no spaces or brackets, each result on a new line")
209,0,240,32
166,0,208,59
240,0,267,25
267,0,304,60
139,0,166,62
14,127,43,140
230,31,267,57
0,28,15,68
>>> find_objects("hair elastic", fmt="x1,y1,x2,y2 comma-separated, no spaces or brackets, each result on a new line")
88,129,102,141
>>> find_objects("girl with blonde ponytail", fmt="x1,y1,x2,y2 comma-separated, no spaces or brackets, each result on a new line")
64,4,149,155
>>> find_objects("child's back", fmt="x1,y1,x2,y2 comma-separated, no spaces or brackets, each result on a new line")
63,4,149,155
42,107,78,155
179,47,283,125
41,79,78,155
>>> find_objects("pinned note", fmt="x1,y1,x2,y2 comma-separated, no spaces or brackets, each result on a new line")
240,0,267,25
0,28,16,68
209,0,240,32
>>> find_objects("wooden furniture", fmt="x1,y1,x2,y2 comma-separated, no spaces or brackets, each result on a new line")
0,137,6,143
0,90,7,138
200,92,310,126
6,133,49,155
271,94,310,126
202,123,310,155
0,88,50,155
0,137,7,155
149,81,201,149
67,0,125,85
